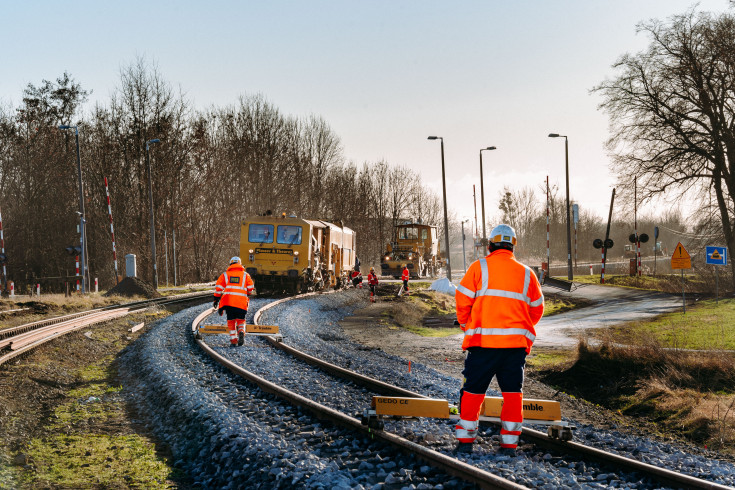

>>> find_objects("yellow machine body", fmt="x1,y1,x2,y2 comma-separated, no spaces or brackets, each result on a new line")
241,215,356,294
381,222,442,278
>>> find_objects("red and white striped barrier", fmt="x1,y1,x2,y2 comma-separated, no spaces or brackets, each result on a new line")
76,255,80,291
36,283,40,296
104,177,119,284
9,281,14,297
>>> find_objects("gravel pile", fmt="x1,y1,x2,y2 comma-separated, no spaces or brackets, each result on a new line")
105,276,161,298
122,289,735,488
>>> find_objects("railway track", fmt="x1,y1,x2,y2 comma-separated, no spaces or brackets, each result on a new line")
0,291,211,368
192,293,733,489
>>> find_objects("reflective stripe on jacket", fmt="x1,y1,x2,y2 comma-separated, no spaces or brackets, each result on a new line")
455,249,543,353
368,272,378,285
401,269,409,281
214,263,254,310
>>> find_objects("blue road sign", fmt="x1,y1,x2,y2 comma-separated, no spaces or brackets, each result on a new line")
706,246,727,266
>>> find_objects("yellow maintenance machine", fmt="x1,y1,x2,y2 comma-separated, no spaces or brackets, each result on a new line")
381,221,442,278
241,214,357,294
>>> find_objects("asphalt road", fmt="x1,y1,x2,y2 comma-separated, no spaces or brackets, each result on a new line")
535,284,684,348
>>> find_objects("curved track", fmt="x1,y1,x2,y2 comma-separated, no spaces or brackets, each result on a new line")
192,292,732,489
0,291,211,368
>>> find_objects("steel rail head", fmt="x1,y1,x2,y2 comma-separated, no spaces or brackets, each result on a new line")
191,309,527,490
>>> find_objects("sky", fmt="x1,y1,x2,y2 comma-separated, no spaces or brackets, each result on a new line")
2,0,730,231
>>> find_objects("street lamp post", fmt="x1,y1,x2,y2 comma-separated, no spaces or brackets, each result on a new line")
146,139,161,288
548,133,573,280
427,136,452,282
461,219,469,274
479,146,496,243
59,125,87,294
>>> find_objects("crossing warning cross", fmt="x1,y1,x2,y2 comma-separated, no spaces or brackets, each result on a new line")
671,242,692,270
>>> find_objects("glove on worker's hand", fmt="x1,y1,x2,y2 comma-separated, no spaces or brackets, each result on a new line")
213,299,219,309
218,308,224,317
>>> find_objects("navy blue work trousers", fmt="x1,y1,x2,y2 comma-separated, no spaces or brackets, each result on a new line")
461,347,527,395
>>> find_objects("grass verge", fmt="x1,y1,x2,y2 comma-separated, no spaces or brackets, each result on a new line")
2,308,194,489
571,273,708,294
593,298,735,350
536,337,735,454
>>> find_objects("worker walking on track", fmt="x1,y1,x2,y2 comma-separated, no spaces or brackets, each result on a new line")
213,256,255,347
367,267,378,302
401,264,410,296
454,224,544,455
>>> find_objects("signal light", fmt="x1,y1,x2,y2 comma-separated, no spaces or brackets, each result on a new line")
593,239,603,249
604,238,614,249
639,233,649,243
65,246,82,256
0,253,7,264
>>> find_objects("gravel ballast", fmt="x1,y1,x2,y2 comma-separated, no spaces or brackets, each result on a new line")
122,290,735,488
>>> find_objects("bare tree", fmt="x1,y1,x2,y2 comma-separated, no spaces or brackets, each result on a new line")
595,9,735,286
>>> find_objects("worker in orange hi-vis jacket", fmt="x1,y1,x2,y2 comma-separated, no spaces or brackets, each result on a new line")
213,256,255,347
367,267,379,302
401,264,410,296
453,224,544,455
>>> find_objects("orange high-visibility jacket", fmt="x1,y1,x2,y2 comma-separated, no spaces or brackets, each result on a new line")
402,268,409,281
455,249,543,353
214,263,254,310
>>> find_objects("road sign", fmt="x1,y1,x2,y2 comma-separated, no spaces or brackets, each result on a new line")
671,242,691,270
706,246,728,266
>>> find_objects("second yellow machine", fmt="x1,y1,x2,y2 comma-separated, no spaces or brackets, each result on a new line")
241,214,357,294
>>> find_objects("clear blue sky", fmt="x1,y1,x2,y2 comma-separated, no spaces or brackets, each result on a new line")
2,0,729,228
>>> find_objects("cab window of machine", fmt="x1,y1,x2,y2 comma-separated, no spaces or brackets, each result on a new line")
249,224,274,243
277,225,303,245
421,229,428,240
399,227,418,240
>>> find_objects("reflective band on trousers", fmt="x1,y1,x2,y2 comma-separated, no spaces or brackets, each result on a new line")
457,259,542,307
463,327,536,342
502,421,522,432
455,419,478,440
501,433,520,446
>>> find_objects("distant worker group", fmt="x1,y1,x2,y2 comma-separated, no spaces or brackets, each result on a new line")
213,256,254,347
454,224,544,455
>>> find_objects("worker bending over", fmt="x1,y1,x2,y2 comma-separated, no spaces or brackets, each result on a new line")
213,256,255,347
454,224,544,454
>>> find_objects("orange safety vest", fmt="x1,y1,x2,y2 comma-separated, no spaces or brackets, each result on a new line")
455,249,543,353
214,263,254,310
401,268,409,281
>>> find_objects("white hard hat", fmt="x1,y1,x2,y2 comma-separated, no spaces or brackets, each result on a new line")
230,256,242,264
489,224,517,246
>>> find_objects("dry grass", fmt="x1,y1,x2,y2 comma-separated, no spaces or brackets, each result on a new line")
538,337,735,452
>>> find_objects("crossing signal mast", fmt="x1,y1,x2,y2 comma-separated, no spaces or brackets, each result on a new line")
66,246,83,291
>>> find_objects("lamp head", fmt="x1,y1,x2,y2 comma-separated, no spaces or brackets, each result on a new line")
427,136,439,140
58,125,71,130
486,146,496,150
548,133,560,138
